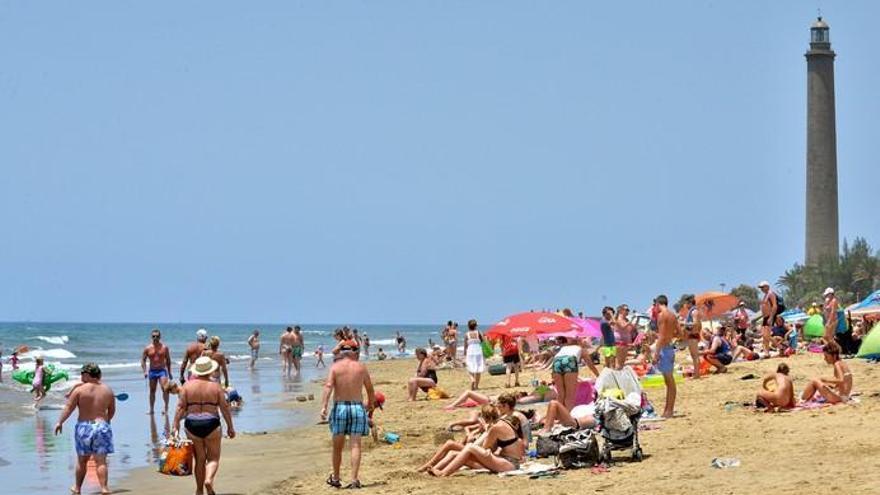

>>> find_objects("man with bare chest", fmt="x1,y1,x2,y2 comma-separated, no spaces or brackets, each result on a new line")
141,328,172,415
180,328,208,384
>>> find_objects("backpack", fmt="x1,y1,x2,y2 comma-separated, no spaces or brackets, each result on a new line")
774,293,786,313
555,429,600,469
535,427,573,458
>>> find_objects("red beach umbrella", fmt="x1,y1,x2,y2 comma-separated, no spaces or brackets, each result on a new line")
485,311,581,339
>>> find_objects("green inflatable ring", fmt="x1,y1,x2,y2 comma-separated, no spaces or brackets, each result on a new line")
11,364,69,391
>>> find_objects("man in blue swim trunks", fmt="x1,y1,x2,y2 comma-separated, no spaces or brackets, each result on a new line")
320,344,377,490
141,329,172,415
653,295,680,418
55,363,116,495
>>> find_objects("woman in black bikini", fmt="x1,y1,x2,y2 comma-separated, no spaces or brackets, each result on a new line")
407,348,439,401
432,393,524,476
172,356,235,495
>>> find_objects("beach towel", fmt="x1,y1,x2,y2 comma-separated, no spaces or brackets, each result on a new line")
498,461,558,477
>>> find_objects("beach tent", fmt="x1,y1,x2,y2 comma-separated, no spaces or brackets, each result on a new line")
845,290,880,317
803,314,825,338
856,322,880,359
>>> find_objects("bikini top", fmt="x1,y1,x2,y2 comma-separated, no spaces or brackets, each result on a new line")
493,418,522,450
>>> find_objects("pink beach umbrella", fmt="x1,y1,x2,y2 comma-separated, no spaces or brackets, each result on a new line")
485,311,581,339
537,317,602,340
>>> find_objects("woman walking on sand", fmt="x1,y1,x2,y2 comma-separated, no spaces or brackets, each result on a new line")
173,357,235,495
464,320,485,390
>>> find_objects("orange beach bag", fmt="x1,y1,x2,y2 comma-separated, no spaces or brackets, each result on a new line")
158,438,194,476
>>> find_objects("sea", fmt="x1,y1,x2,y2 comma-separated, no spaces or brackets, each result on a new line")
0,322,439,494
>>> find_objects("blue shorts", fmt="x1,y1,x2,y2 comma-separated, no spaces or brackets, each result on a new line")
148,368,169,381
329,401,369,437
75,421,114,456
657,345,676,374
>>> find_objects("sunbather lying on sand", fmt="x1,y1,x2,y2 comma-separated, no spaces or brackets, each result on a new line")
536,399,596,433
444,385,557,410
756,363,795,411
801,342,853,404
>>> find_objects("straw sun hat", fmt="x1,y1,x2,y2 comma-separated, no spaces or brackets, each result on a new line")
190,356,219,376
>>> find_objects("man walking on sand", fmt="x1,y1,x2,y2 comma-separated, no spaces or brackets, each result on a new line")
141,328,172,415
320,344,376,490
180,328,208,383
55,363,116,495
654,295,680,418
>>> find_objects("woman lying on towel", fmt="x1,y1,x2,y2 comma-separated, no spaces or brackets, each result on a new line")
801,342,853,404
430,394,525,476
444,383,557,410
536,399,596,433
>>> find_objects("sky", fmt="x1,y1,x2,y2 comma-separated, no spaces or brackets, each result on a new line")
1,1,878,324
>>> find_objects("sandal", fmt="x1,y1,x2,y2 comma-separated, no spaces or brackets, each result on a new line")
345,480,363,489
326,474,342,488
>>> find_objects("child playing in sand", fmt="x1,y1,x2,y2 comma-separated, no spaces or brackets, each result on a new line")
756,363,795,411
376,348,387,360
801,342,853,404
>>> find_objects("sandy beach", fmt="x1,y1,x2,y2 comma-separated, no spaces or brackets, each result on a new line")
127,351,880,495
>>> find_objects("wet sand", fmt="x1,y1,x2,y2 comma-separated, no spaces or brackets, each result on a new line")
259,352,880,495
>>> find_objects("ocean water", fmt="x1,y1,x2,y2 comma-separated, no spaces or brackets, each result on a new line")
0,322,438,494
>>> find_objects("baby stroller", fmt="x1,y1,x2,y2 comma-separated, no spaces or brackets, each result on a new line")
593,366,644,462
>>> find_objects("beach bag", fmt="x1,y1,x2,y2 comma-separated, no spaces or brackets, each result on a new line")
556,430,600,469
158,438,194,476
535,427,575,458
481,339,494,359
488,364,506,376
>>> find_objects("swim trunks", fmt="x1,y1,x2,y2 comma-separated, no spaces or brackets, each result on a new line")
148,368,169,381
717,354,733,366
600,345,617,358
250,348,259,360
75,420,114,456
502,353,520,365
657,345,675,374
292,346,304,359
552,355,578,374
329,401,369,436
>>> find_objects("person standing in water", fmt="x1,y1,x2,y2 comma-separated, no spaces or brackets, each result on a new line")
291,326,305,376
141,328,172,415
279,327,295,378
247,329,261,370
654,295,680,418
320,344,376,489
180,329,209,384
55,363,116,495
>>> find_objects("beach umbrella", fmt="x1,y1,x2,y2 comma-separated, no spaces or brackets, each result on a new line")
856,322,880,359
538,317,602,340
803,314,825,339
693,291,739,319
485,311,580,339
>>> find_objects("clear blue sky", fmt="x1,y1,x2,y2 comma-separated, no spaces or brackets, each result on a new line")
1,1,878,324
